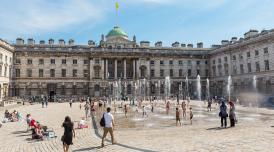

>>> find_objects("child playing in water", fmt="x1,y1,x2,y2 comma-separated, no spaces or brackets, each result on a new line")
176,108,181,126
124,104,128,118
189,107,193,125
182,101,186,118
142,106,148,118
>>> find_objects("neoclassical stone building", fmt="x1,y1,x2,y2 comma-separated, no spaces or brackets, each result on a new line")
1,26,274,102
0,39,14,104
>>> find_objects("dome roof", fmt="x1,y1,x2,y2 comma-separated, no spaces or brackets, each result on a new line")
106,26,128,38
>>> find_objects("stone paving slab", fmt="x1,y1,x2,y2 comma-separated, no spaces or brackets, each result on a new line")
0,101,273,152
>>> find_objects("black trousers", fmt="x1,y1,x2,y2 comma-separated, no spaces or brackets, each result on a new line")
221,117,227,127
230,118,235,127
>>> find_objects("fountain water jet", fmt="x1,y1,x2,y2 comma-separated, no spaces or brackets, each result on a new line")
197,75,201,101
165,76,171,100
227,76,232,101
206,78,210,100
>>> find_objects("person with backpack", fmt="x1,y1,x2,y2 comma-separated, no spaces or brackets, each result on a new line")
219,101,228,128
101,107,116,147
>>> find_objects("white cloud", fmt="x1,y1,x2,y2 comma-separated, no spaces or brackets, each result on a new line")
0,0,108,40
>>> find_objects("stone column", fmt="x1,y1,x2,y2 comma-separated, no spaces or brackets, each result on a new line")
115,59,117,79
124,59,127,79
105,59,108,80
89,59,93,80
136,59,140,79
133,59,136,80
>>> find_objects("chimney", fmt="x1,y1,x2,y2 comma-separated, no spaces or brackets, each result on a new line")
155,41,162,47
27,38,35,45
197,42,203,48
231,37,237,43
140,41,150,47
88,40,95,46
68,39,74,45
244,29,258,38
187,44,193,48
172,42,180,47
49,39,54,45
39,40,45,45
16,38,24,45
181,43,186,47
59,39,65,45
221,40,229,45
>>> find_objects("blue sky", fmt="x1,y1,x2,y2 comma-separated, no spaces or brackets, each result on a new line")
0,0,274,47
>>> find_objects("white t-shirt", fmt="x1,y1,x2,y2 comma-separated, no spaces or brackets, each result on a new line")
104,112,114,128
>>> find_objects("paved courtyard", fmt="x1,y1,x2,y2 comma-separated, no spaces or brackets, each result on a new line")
0,101,274,152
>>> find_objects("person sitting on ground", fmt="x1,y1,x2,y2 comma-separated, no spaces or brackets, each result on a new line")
78,118,88,129
32,123,43,140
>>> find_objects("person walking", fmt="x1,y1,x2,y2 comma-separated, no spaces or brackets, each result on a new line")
62,116,75,152
229,101,236,127
101,107,115,147
176,108,181,126
84,102,90,120
181,101,186,118
69,99,73,108
219,101,228,128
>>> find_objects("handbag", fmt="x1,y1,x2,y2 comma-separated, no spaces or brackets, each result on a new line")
100,113,105,127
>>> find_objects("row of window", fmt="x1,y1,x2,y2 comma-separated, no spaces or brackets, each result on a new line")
213,47,269,64
150,60,207,66
150,69,209,77
212,60,270,76
15,69,89,78
15,58,89,65
0,54,12,64
0,65,9,77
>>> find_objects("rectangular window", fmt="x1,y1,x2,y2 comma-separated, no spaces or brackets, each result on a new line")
188,69,192,77
27,59,32,64
95,68,100,78
150,60,155,65
205,69,209,77
232,55,236,61
169,60,173,65
50,59,55,64
197,61,200,65
160,60,164,65
170,69,173,77
4,67,7,77
39,59,44,65
15,59,21,64
179,69,183,77
39,69,43,77
265,60,270,71
255,62,260,72
240,64,244,74
178,60,183,65
224,57,228,62
0,66,2,76
73,59,77,64
62,59,66,64
84,60,89,64
205,61,208,65
15,69,20,77
95,59,100,64
73,69,77,77
212,60,215,64
264,47,269,54
218,58,221,63
160,69,164,77
84,70,89,78
247,52,251,58
188,60,192,66
197,69,200,76
233,65,237,75
255,50,259,56
50,69,55,77
27,69,32,77
247,63,252,73
62,69,66,77
150,69,155,77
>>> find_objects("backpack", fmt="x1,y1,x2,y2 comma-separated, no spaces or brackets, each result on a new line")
100,113,105,127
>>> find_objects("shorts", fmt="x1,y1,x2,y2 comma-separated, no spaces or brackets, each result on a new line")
176,117,180,121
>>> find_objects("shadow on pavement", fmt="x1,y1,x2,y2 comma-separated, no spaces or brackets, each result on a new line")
206,127,228,130
12,130,28,134
73,146,102,152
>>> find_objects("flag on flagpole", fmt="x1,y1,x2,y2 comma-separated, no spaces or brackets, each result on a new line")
116,2,119,10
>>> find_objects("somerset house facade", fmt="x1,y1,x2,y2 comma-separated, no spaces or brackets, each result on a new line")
0,26,274,103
